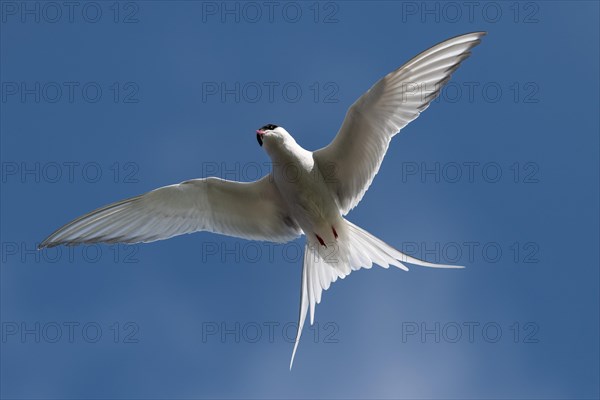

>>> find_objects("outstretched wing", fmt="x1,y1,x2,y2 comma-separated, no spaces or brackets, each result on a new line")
39,175,301,248
314,32,486,215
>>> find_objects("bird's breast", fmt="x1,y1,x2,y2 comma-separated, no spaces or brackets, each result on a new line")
272,158,339,234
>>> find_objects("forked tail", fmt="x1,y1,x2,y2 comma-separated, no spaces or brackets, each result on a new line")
290,218,463,369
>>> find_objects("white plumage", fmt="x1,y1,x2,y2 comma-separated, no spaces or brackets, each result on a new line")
40,32,486,369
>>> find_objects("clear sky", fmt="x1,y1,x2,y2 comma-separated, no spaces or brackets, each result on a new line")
1,1,599,398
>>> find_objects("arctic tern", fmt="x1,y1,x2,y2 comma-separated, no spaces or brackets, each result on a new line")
40,32,486,368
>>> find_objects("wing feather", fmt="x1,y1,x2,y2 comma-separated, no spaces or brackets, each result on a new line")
39,175,301,248
314,32,486,214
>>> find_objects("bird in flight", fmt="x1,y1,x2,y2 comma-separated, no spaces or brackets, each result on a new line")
40,32,486,368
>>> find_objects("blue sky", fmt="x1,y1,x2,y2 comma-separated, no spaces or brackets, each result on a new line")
1,1,599,398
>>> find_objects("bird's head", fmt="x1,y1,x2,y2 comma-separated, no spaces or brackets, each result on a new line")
256,124,292,149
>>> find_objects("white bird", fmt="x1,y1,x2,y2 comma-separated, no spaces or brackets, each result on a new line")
40,32,486,368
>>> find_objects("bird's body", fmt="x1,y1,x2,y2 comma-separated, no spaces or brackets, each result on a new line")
266,134,341,249
39,32,487,368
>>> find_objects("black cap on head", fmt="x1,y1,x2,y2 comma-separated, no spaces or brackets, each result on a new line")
257,124,278,147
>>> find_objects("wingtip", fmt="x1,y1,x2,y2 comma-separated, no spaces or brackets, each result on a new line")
38,238,59,250
463,31,487,38
454,31,487,45
448,31,487,42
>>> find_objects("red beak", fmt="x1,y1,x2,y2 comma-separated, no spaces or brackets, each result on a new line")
256,130,265,146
